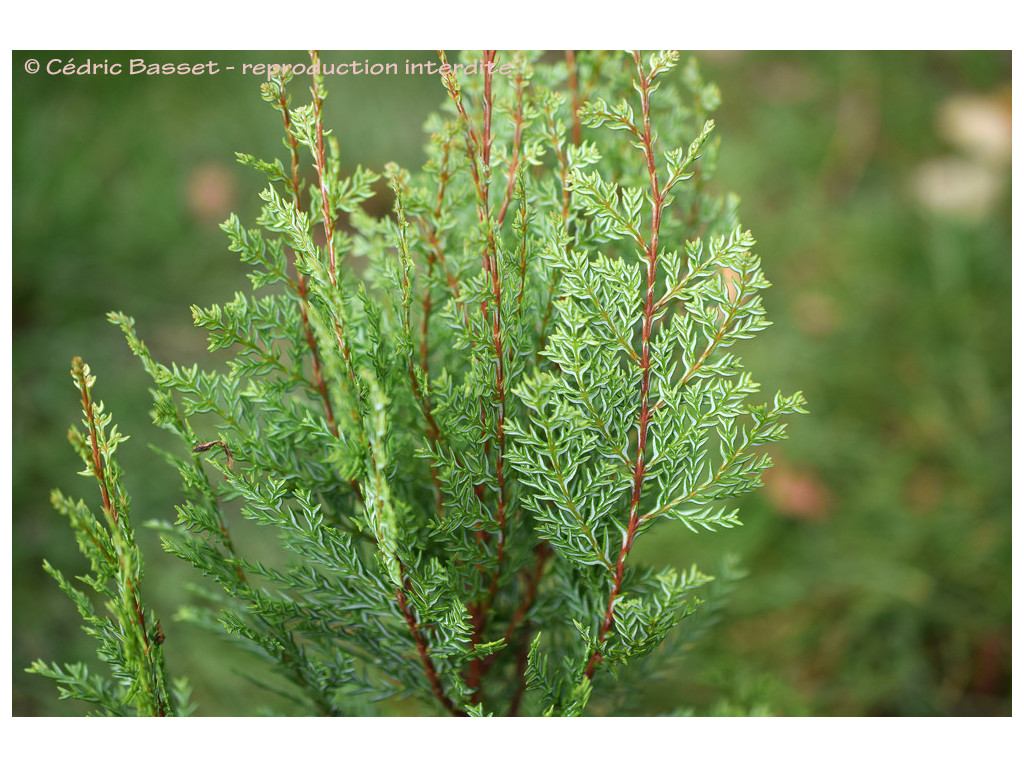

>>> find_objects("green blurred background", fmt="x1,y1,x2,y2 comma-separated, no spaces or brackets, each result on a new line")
11,51,1011,716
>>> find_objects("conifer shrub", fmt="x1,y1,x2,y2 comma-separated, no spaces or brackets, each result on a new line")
30,50,805,716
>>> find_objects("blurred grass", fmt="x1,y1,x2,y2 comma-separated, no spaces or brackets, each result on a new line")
11,50,1011,716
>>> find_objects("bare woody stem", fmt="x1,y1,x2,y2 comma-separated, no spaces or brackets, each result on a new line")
476,540,551,677
491,542,552,715
585,52,665,680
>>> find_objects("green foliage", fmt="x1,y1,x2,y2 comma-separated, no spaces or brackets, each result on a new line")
33,50,803,716
27,358,189,716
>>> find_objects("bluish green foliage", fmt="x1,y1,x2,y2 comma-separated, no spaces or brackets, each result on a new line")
35,50,803,716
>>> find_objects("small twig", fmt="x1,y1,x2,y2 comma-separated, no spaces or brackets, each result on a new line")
73,358,115,524
192,439,235,473
497,60,527,227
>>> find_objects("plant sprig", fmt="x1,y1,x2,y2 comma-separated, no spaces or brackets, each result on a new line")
35,50,803,717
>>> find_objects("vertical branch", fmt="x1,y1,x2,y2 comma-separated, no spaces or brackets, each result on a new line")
415,131,471,335
71,358,168,716
566,50,582,146
480,51,509,621
310,50,340,286
75,360,115,524
476,541,551,678
417,130,465,388
439,50,512,694
307,51,366,508
507,544,552,715
515,172,530,317
273,78,337,437
497,59,527,227
439,52,508,546
419,139,450,375
390,174,446,515
309,52,355,394
478,52,509,607
586,51,666,680
362,376,464,716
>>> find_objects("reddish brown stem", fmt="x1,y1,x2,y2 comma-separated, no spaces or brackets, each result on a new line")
396,568,466,716
502,544,553,714
477,49,509,632
467,538,551,701
497,63,526,227
506,640,532,716
419,218,469,326
477,541,551,678
305,53,366,508
585,52,665,680
415,137,461,516
76,364,114,524
310,52,340,286
440,51,513,694
566,50,582,146
72,359,165,713
420,142,458,359
276,66,338,437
